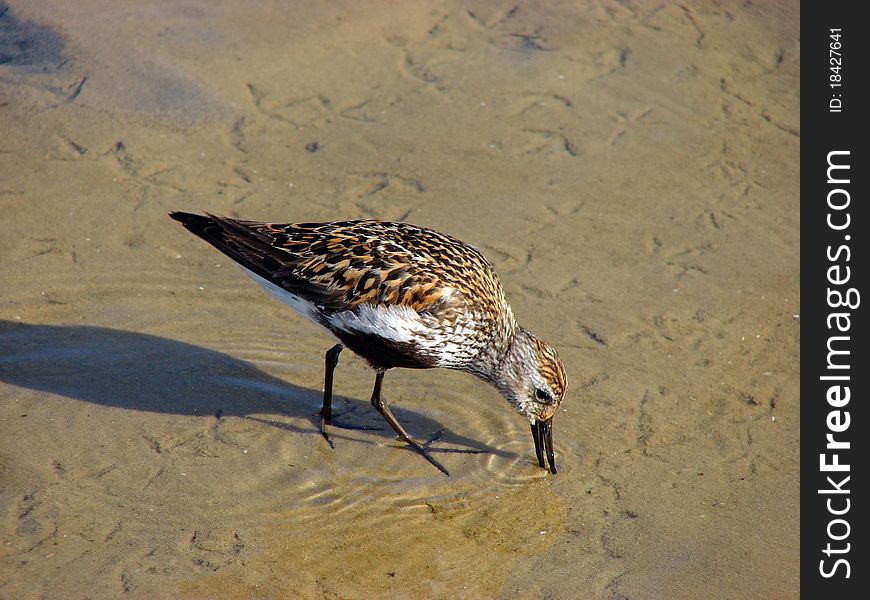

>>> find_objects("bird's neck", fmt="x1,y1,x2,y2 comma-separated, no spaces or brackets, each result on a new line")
473,322,527,402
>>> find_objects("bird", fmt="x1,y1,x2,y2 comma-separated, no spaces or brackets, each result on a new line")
169,212,566,475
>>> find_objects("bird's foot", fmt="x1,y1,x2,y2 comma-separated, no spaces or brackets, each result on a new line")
404,436,450,476
319,408,385,448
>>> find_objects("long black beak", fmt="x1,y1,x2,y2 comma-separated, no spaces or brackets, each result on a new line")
530,418,557,474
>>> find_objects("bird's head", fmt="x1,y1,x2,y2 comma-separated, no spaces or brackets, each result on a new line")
495,327,567,473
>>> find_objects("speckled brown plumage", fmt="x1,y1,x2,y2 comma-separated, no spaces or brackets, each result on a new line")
258,220,502,311
170,211,566,475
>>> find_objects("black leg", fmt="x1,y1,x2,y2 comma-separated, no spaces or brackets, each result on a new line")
369,369,450,476
320,343,343,448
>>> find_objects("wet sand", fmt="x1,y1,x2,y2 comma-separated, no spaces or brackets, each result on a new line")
1,1,799,598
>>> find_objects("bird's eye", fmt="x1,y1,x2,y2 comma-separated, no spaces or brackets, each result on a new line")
535,388,552,403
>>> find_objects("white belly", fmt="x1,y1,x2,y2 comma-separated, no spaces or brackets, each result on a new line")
240,266,426,346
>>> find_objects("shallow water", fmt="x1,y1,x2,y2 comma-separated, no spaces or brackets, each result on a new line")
1,1,799,598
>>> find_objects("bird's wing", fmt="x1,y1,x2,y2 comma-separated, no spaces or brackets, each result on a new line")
170,212,347,311
171,213,495,317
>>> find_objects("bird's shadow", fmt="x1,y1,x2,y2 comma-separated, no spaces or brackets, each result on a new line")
0,320,503,458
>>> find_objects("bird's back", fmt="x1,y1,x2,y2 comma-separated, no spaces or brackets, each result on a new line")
262,219,500,312
171,213,516,371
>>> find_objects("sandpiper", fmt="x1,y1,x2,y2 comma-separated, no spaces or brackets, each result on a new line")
170,212,566,475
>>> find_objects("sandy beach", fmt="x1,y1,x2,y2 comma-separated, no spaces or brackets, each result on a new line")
1,1,799,598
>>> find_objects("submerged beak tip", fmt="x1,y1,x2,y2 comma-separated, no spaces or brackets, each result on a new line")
531,417,557,474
